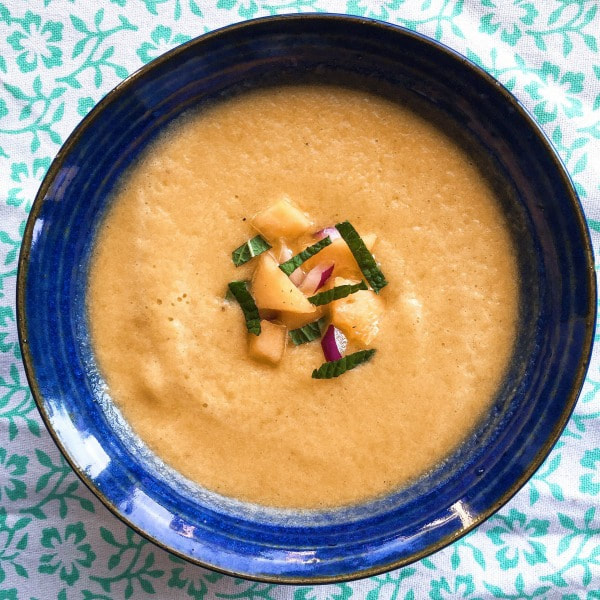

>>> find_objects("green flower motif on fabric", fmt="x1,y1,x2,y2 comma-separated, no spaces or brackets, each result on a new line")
0,591,17,600
0,448,27,501
39,522,96,586
137,25,191,64
346,0,404,21
487,509,549,570
0,508,30,586
430,574,485,600
7,158,51,212
580,448,600,495
6,11,63,73
524,62,584,123
479,0,537,46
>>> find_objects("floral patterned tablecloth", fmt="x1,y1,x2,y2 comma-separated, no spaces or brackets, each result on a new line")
1,1,600,598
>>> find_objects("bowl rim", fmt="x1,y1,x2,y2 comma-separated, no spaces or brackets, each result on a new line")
16,13,597,584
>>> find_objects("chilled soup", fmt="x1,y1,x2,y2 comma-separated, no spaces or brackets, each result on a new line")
88,85,519,509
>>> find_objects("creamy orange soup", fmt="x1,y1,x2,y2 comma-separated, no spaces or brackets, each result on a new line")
88,85,519,509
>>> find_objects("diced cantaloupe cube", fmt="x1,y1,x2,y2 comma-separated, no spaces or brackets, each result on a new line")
248,320,287,365
302,233,377,277
331,277,384,345
251,197,313,240
277,306,324,330
252,253,316,314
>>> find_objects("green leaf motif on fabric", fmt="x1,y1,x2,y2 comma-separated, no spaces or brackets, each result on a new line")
0,362,39,441
136,24,191,64
21,449,95,519
430,574,485,600
449,529,486,570
91,528,164,598
364,568,416,600
528,451,563,505
580,448,600,495
396,0,465,41
345,0,405,21
0,78,65,152
295,583,353,600
0,448,28,501
56,10,136,89
0,507,30,585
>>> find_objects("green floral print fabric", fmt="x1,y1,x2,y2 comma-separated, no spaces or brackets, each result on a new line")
1,1,599,598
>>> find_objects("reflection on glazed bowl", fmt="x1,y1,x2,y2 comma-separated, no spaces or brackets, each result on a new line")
17,15,595,583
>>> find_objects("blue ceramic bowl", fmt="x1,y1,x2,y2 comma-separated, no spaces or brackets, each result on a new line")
18,15,596,583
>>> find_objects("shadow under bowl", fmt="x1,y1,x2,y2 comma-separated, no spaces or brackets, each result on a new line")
17,14,596,583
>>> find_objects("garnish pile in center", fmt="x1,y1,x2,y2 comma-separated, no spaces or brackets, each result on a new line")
227,197,387,378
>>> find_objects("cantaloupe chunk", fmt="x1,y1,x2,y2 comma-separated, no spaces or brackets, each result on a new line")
251,197,312,240
302,233,377,277
331,277,384,345
252,253,316,314
278,306,324,330
248,320,287,365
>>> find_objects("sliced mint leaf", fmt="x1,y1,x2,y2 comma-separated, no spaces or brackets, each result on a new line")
289,318,325,346
308,281,367,306
279,237,332,276
312,349,376,379
335,221,388,293
227,281,261,335
232,235,271,267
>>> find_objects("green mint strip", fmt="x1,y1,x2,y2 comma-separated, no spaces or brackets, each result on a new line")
232,235,271,267
312,349,376,379
335,221,388,293
289,318,325,346
308,281,368,306
227,281,261,335
279,237,332,276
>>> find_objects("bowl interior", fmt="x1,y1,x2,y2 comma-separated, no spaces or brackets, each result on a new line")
18,15,595,583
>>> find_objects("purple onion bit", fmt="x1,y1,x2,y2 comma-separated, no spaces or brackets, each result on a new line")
321,324,347,362
314,226,341,241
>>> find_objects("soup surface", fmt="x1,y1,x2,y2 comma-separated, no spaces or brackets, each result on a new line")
88,85,519,509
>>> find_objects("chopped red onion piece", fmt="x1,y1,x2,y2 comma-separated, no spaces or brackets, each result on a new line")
314,226,341,241
321,324,347,362
299,262,334,295
289,268,305,286
278,245,304,285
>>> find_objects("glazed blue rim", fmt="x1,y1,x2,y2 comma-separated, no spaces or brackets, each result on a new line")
17,14,596,583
